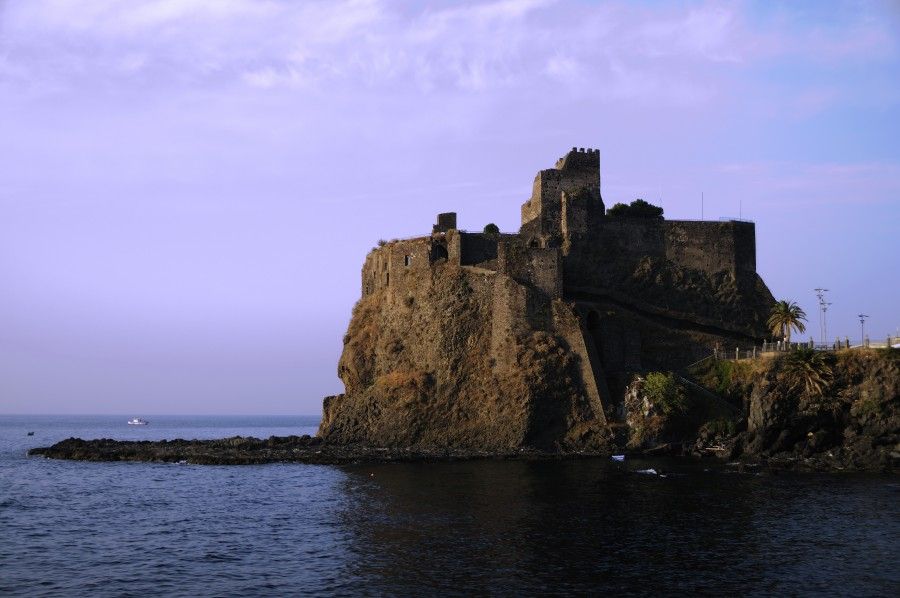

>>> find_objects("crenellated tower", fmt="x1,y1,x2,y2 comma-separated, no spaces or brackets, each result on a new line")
519,147,604,247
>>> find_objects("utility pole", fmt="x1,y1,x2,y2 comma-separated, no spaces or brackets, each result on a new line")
858,314,869,347
814,288,828,346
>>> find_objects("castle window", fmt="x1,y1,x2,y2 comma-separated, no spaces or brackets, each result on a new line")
385,272,390,286
404,255,411,267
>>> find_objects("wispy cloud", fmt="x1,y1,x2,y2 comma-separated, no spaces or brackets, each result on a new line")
2,1,899,413
5,0,894,105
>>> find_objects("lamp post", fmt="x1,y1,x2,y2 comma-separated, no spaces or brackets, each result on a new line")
858,314,869,347
814,288,828,346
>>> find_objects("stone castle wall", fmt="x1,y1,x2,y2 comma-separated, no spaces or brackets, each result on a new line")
664,220,756,276
457,231,500,267
361,237,435,297
519,147,756,281
521,148,602,238
563,218,756,283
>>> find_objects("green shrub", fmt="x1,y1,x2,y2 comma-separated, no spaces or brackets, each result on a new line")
483,223,500,237
607,198,664,218
643,372,688,415
712,360,735,394
690,358,753,403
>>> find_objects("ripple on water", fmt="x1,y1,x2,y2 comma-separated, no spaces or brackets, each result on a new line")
2,417,899,596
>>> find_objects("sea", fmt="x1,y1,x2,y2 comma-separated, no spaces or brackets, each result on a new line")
1,415,898,597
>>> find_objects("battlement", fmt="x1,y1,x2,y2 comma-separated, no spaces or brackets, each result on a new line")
555,147,600,172
521,147,603,238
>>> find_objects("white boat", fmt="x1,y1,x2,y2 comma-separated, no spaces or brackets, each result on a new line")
127,418,148,425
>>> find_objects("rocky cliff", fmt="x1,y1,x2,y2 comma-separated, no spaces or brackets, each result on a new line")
621,348,900,471
317,148,780,453
319,264,609,451
735,349,899,470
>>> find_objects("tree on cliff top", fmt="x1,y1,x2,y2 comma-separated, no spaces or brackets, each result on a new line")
768,300,807,343
780,348,834,398
606,198,664,218
483,223,500,238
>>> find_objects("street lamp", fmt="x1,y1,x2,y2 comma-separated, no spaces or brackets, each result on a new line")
814,288,829,346
858,314,869,347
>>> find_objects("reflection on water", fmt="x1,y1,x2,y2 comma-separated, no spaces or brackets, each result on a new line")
338,460,898,596
1,416,898,596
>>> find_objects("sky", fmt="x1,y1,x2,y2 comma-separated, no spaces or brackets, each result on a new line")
1,0,898,415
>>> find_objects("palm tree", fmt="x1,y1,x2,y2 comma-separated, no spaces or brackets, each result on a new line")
780,348,833,397
768,300,807,343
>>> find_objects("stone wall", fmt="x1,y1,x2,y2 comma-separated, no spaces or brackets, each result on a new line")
664,220,755,276
529,249,563,299
497,240,562,299
520,148,603,237
521,169,564,236
458,232,498,267
562,218,757,287
592,218,667,262
490,275,530,368
361,237,434,297
555,304,609,424
518,150,755,282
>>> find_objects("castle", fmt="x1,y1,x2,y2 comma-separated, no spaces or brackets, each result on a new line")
322,148,774,448
363,147,758,295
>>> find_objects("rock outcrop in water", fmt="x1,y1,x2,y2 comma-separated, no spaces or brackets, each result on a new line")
27,436,586,465
625,348,899,471
29,350,896,470
319,147,775,452
733,349,899,471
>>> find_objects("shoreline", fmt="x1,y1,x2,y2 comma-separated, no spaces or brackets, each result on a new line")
27,436,897,473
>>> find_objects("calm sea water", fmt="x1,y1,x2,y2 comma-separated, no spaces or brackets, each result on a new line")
1,415,898,597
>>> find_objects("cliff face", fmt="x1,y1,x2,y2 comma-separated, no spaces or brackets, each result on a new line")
319,264,609,451
665,349,900,470
615,257,774,337
737,350,899,469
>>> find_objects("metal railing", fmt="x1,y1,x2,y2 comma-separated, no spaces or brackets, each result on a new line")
713,336,899,361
